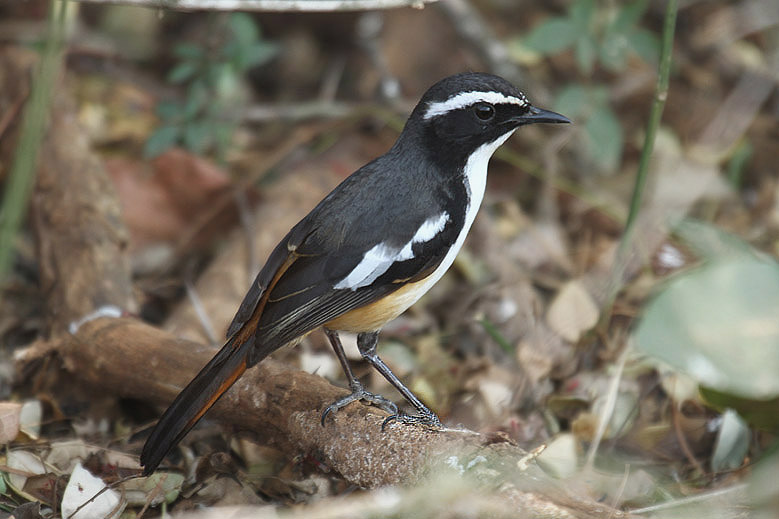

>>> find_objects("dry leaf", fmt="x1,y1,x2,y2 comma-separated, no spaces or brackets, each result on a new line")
7,450,47,492
106,149,231,251
19,400,41,440
536,433,580,479
61,463,124,519
546,280,599,342
0,402,22,444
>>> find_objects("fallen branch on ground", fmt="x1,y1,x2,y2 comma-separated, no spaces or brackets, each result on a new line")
27,316,619,518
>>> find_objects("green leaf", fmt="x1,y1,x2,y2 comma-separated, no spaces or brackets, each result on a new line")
244,41,278,68
229,13,259,48
144,125,180,158
711,409,750,472
575,34,597,75
213,123,234,163
726,139,753,189
627,28,660,65
569,0,595,32
635,258,779,400
142,472,185,504
173,43,204,60
553,84,588,120
748,449,779,512
155,100,183,121
599,31,630,71
584,105,622,170
672,219,756,262
167,61,198,84
183,121,211,154
207,62,237,99
524,17,580,55
700,386,779,432
204,62,229,90
611,0,649,34
589,86,610,106
183,80,207,119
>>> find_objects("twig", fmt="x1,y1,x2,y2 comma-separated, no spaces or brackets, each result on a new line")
66,0,434,11
583,346,628,471
671,392,707,476
618,0,678,256
608,463,631,517
66,474,142,519
629,483,748,515
357,12,401,101
242,101,365,123
185,280,219,345
136,473,169,519
592,0,679,329
319,55,347,102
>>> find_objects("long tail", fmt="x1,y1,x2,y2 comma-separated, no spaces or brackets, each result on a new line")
140,334,254,475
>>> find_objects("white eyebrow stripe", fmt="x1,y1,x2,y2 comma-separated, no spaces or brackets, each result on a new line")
423,90,528,119
334,212,450,290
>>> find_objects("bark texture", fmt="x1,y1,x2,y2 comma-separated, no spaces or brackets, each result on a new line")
31,85,135,336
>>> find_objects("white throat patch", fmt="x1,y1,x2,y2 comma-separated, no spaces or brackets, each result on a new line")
424,90,528,120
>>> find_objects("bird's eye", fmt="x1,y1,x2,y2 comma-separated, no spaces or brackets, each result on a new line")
473,102,495,121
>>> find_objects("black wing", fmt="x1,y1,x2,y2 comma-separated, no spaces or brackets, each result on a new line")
227,155,467,361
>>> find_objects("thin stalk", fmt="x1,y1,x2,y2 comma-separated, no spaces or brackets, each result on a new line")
618,0,678,255
479,317,514,354
0,0,68,283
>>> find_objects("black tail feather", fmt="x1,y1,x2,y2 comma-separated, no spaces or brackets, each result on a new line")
140,335,253,475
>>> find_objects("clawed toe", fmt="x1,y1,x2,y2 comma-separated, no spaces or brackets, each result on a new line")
321,383,398,425
381,409,443,431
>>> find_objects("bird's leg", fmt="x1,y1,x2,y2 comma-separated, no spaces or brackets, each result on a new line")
356,331,442,429
321,328,398,425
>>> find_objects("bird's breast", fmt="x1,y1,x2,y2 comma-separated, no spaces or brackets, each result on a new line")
324,273,439,332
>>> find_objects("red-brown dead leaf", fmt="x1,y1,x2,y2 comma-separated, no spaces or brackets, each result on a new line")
105,149,231,251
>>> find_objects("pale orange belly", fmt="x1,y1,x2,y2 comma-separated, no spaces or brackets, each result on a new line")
324,277,431,333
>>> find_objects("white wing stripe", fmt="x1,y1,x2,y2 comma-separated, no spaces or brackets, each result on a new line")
334,212,450,290
334,243,395,290
412,211,449,242
424,91,528,120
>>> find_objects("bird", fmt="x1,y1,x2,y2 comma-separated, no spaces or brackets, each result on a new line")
140,72,569,475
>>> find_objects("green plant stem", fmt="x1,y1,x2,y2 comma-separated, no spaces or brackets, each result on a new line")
0,0,68,283
479,317,514,354
618,0,677,255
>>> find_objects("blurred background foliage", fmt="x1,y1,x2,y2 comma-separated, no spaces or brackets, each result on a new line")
516,0,660,172
145,13,279,160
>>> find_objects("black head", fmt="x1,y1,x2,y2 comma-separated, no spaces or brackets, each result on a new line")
400,72,569,167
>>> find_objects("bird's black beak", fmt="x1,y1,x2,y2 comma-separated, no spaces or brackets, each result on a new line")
514,106,571,125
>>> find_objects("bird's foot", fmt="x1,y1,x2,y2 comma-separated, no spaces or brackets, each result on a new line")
382,408,442,431
321,382,398,425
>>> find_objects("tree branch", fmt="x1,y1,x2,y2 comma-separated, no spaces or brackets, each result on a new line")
65,0,435,12
39,315,619,518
